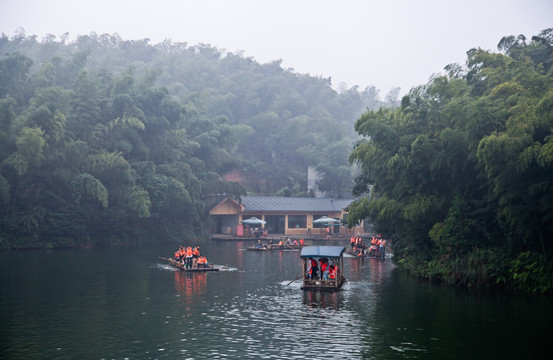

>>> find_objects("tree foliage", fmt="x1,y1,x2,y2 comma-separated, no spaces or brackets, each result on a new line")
0,30,388,248
350,28,553,294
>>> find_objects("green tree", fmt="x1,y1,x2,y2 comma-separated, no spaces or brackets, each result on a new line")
3,126,46,176
70,71,103,139
71,173,108,208
0,52,33,104
349,30,553,293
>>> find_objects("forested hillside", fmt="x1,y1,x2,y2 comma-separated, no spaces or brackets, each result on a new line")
0,30,387,249
348,29,553,294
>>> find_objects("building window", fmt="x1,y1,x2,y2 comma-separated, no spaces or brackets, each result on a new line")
288,215,307,228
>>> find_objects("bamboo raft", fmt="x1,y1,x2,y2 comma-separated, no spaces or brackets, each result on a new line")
158,257,220,272
247,244,302,251
299,246,346,291
346,249,386,259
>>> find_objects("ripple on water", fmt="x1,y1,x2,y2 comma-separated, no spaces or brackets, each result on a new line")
175,284,367,358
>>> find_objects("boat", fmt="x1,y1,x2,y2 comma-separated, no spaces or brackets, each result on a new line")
299,246,346,291
247,244,302,251
158,257,220,272
346,248,386,258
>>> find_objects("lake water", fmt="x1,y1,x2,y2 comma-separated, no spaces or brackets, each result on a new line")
1,239,551,359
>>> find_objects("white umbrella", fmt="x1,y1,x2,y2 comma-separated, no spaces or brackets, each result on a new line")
312,216,340,224
241,217,266,225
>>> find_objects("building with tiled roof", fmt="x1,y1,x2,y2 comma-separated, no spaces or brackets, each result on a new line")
209,196,359,236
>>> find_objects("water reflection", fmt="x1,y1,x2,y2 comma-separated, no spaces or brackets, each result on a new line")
349,256,388,282
302,289,341,310
1,242,551,359
348,256,365,281
189,284,365,359
174,271,207,305
368,258,386,283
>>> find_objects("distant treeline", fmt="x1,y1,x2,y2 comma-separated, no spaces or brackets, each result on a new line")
0,30,389,249
348,29,553,295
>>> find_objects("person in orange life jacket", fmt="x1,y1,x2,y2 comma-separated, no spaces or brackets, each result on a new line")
197,256,208,268
174,247,182,261
369,244,377,255
299,238,304,246
192,246,200,267
379,239,386,256
328,264,336,279
178,247,186,263
320,259,329,280
350,236,355,249
307,258,318,279
185,246,193,268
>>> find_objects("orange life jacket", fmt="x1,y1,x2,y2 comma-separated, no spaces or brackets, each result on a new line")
309,259,318,274
329,266,336,279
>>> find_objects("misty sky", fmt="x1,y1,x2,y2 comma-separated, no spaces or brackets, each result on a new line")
1,0,552,96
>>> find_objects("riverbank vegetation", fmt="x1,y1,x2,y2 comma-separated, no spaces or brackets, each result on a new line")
0,30,385,249
348,29,553,294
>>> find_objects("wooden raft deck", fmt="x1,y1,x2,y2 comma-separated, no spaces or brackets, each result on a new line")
159,257,220,272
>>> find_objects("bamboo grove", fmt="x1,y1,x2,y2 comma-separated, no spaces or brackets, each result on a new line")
0,31,384,250
348,29,553,294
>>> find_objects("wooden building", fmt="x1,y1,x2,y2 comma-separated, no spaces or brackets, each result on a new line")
209,196,358,236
